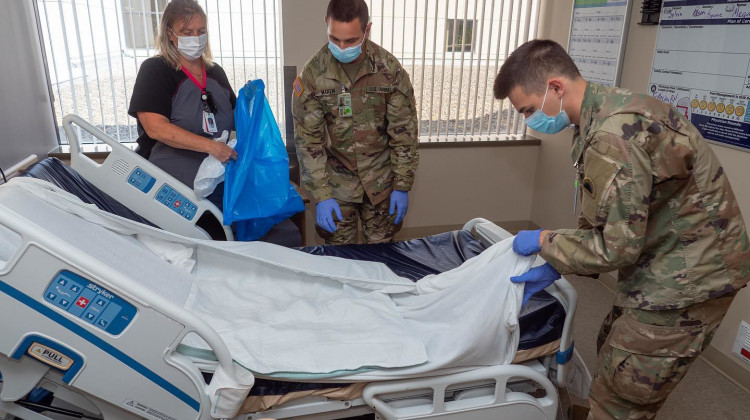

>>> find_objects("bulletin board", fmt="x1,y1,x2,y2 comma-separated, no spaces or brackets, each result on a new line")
567,0,632,87
648,1,750,151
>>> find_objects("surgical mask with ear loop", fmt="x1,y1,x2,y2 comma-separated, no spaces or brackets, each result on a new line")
524,84,571,134
171,28,207,61
328,36,365,63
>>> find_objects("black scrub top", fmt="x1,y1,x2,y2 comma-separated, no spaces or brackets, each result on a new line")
128,56,236,188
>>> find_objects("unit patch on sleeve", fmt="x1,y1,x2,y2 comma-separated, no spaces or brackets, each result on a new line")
293,77,304,97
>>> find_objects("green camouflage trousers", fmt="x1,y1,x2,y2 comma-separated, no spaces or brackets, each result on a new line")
588,293,736,420
315,197,402,244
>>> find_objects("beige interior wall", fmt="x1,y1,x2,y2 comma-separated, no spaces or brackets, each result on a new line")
281,0,329,70
405,146,538,228
534,0,750,379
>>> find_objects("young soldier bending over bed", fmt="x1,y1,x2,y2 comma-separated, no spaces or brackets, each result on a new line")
495,39,750,420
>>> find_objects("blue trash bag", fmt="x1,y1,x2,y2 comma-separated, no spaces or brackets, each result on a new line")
224,79,304,240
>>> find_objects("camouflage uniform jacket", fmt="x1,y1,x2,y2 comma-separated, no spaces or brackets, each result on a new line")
292,40,419,205
540,82,750,310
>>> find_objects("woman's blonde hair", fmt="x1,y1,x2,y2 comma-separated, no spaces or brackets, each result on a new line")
156,0,213,69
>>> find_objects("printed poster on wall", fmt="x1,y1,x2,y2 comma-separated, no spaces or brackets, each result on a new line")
648,0,750,151
568,0,631,87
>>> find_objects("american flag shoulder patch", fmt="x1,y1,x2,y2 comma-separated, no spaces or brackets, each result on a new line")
293,77,304,97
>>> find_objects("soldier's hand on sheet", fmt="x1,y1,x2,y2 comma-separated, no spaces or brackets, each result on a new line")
510,262,561,306
317,198,342,233
389,190,409,225
512,229,543,256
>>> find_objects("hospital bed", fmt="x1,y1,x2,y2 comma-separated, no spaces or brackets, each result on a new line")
0,118,590,420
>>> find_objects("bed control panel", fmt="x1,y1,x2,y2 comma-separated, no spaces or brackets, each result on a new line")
127,167,156,193
154,184,197,221
44,270,137,335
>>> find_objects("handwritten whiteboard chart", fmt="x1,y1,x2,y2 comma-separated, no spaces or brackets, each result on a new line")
649,1,750,151
568,0,632,87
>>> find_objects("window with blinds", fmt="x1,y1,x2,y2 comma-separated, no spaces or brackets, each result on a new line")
364,0,541,142
36,0,283,145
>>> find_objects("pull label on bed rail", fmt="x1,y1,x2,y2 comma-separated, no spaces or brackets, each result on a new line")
11,335,85,383
28,343,74,370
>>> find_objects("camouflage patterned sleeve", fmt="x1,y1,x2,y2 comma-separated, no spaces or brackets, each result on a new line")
540,127,652,275
292,73,333,203
386,66,419,191
577,212,594,229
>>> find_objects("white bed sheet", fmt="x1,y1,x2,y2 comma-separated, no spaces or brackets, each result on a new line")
2,179,533,380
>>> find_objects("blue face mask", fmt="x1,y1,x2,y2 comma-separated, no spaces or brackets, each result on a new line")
328,37,364,63
524,85,571,134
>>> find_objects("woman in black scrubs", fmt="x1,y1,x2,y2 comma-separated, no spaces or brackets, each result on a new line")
129,0,301,246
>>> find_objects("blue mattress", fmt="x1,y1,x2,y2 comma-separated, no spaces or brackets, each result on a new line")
21,157,566,396
21,157,154,227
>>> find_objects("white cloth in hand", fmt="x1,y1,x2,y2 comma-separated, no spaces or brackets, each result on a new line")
194,130,236,198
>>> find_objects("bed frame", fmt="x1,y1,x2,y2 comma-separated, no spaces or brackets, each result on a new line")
0,125,589,420
236,221,582,420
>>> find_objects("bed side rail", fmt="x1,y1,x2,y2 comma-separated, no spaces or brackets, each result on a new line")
462,218,513,246
0,206,248,419
545,272,591,398
63,114,233,241
362,364,557,420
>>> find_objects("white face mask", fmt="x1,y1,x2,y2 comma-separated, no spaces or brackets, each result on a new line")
171,28,207,61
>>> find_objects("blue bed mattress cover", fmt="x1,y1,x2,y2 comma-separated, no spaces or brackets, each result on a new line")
20,158,566,396
21,157,154,227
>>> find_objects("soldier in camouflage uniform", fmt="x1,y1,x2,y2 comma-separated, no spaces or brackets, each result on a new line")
292,0,419,244
494,40,750,419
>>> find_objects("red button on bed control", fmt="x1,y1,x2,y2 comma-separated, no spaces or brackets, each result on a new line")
174,200,181,207
76,297,90,308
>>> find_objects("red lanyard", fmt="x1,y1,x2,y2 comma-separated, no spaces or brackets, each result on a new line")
181,65,207,91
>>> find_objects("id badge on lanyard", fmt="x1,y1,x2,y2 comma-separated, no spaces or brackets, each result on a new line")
181,65,218,134
203,111,218,134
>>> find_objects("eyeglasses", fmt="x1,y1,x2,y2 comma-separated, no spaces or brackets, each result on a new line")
201,89,217,114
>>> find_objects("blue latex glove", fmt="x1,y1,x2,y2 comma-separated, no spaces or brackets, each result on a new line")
389,190,409,225
511,263,561,306
512,229,543,256
316,198,342,233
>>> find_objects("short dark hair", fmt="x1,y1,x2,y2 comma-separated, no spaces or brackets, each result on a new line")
493,39,581,100
326,0,369,32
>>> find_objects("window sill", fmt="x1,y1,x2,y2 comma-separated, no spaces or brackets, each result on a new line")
418,135,540,148
47,136,540,160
